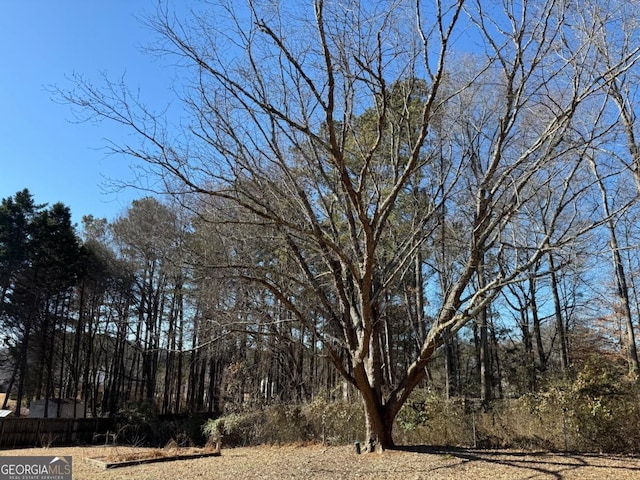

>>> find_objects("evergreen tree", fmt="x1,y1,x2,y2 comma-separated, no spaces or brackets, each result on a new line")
0,190,80,416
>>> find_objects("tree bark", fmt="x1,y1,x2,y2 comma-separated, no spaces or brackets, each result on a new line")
477,255,491,404
355,360,395,450
548,253,569,372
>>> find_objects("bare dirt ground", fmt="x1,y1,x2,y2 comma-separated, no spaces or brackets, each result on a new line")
2,444,640,479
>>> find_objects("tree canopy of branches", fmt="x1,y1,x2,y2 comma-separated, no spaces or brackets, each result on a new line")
58,0,640,448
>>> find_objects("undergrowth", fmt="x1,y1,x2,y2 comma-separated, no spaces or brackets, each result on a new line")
203,398,364,447
203,358,640,453
395,358,640,453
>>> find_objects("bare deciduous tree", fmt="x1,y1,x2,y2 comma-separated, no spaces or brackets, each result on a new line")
59,0,640,448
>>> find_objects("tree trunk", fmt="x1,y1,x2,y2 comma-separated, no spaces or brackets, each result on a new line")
477,255,491,403
490,316,503,399
531,282,547,374
479,308,490,402
175,293,184,413
520,308,536,391
444,335,458,398
355,362,395,450
362,398,394,451
610,235,640,376
14,309,35,418
548,253,569,372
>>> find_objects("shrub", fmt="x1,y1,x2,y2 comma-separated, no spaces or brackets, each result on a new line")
301,397,364,445
114,401,212,447
203,411,265,446
114,400,162,446
395,389,471,447
395,358,640,453
565,358,640,452
203,398,364,447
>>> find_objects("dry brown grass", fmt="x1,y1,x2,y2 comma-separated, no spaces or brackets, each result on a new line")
98,443,219,463
2,444,640,479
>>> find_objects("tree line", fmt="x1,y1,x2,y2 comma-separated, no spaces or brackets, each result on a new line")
1,168,638,434
0,191,344,417
5,0,640,448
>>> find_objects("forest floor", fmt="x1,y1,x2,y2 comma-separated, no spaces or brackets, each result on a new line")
2,444,640,479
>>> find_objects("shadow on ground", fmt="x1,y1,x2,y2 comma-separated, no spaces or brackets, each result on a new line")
392,445,640,479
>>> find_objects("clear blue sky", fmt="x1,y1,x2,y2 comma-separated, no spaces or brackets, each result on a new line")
0,1,190,226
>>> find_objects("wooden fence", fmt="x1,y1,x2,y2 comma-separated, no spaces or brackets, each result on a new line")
0,417,113,448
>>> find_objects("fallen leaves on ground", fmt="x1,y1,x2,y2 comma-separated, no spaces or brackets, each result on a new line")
2,444,640,479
